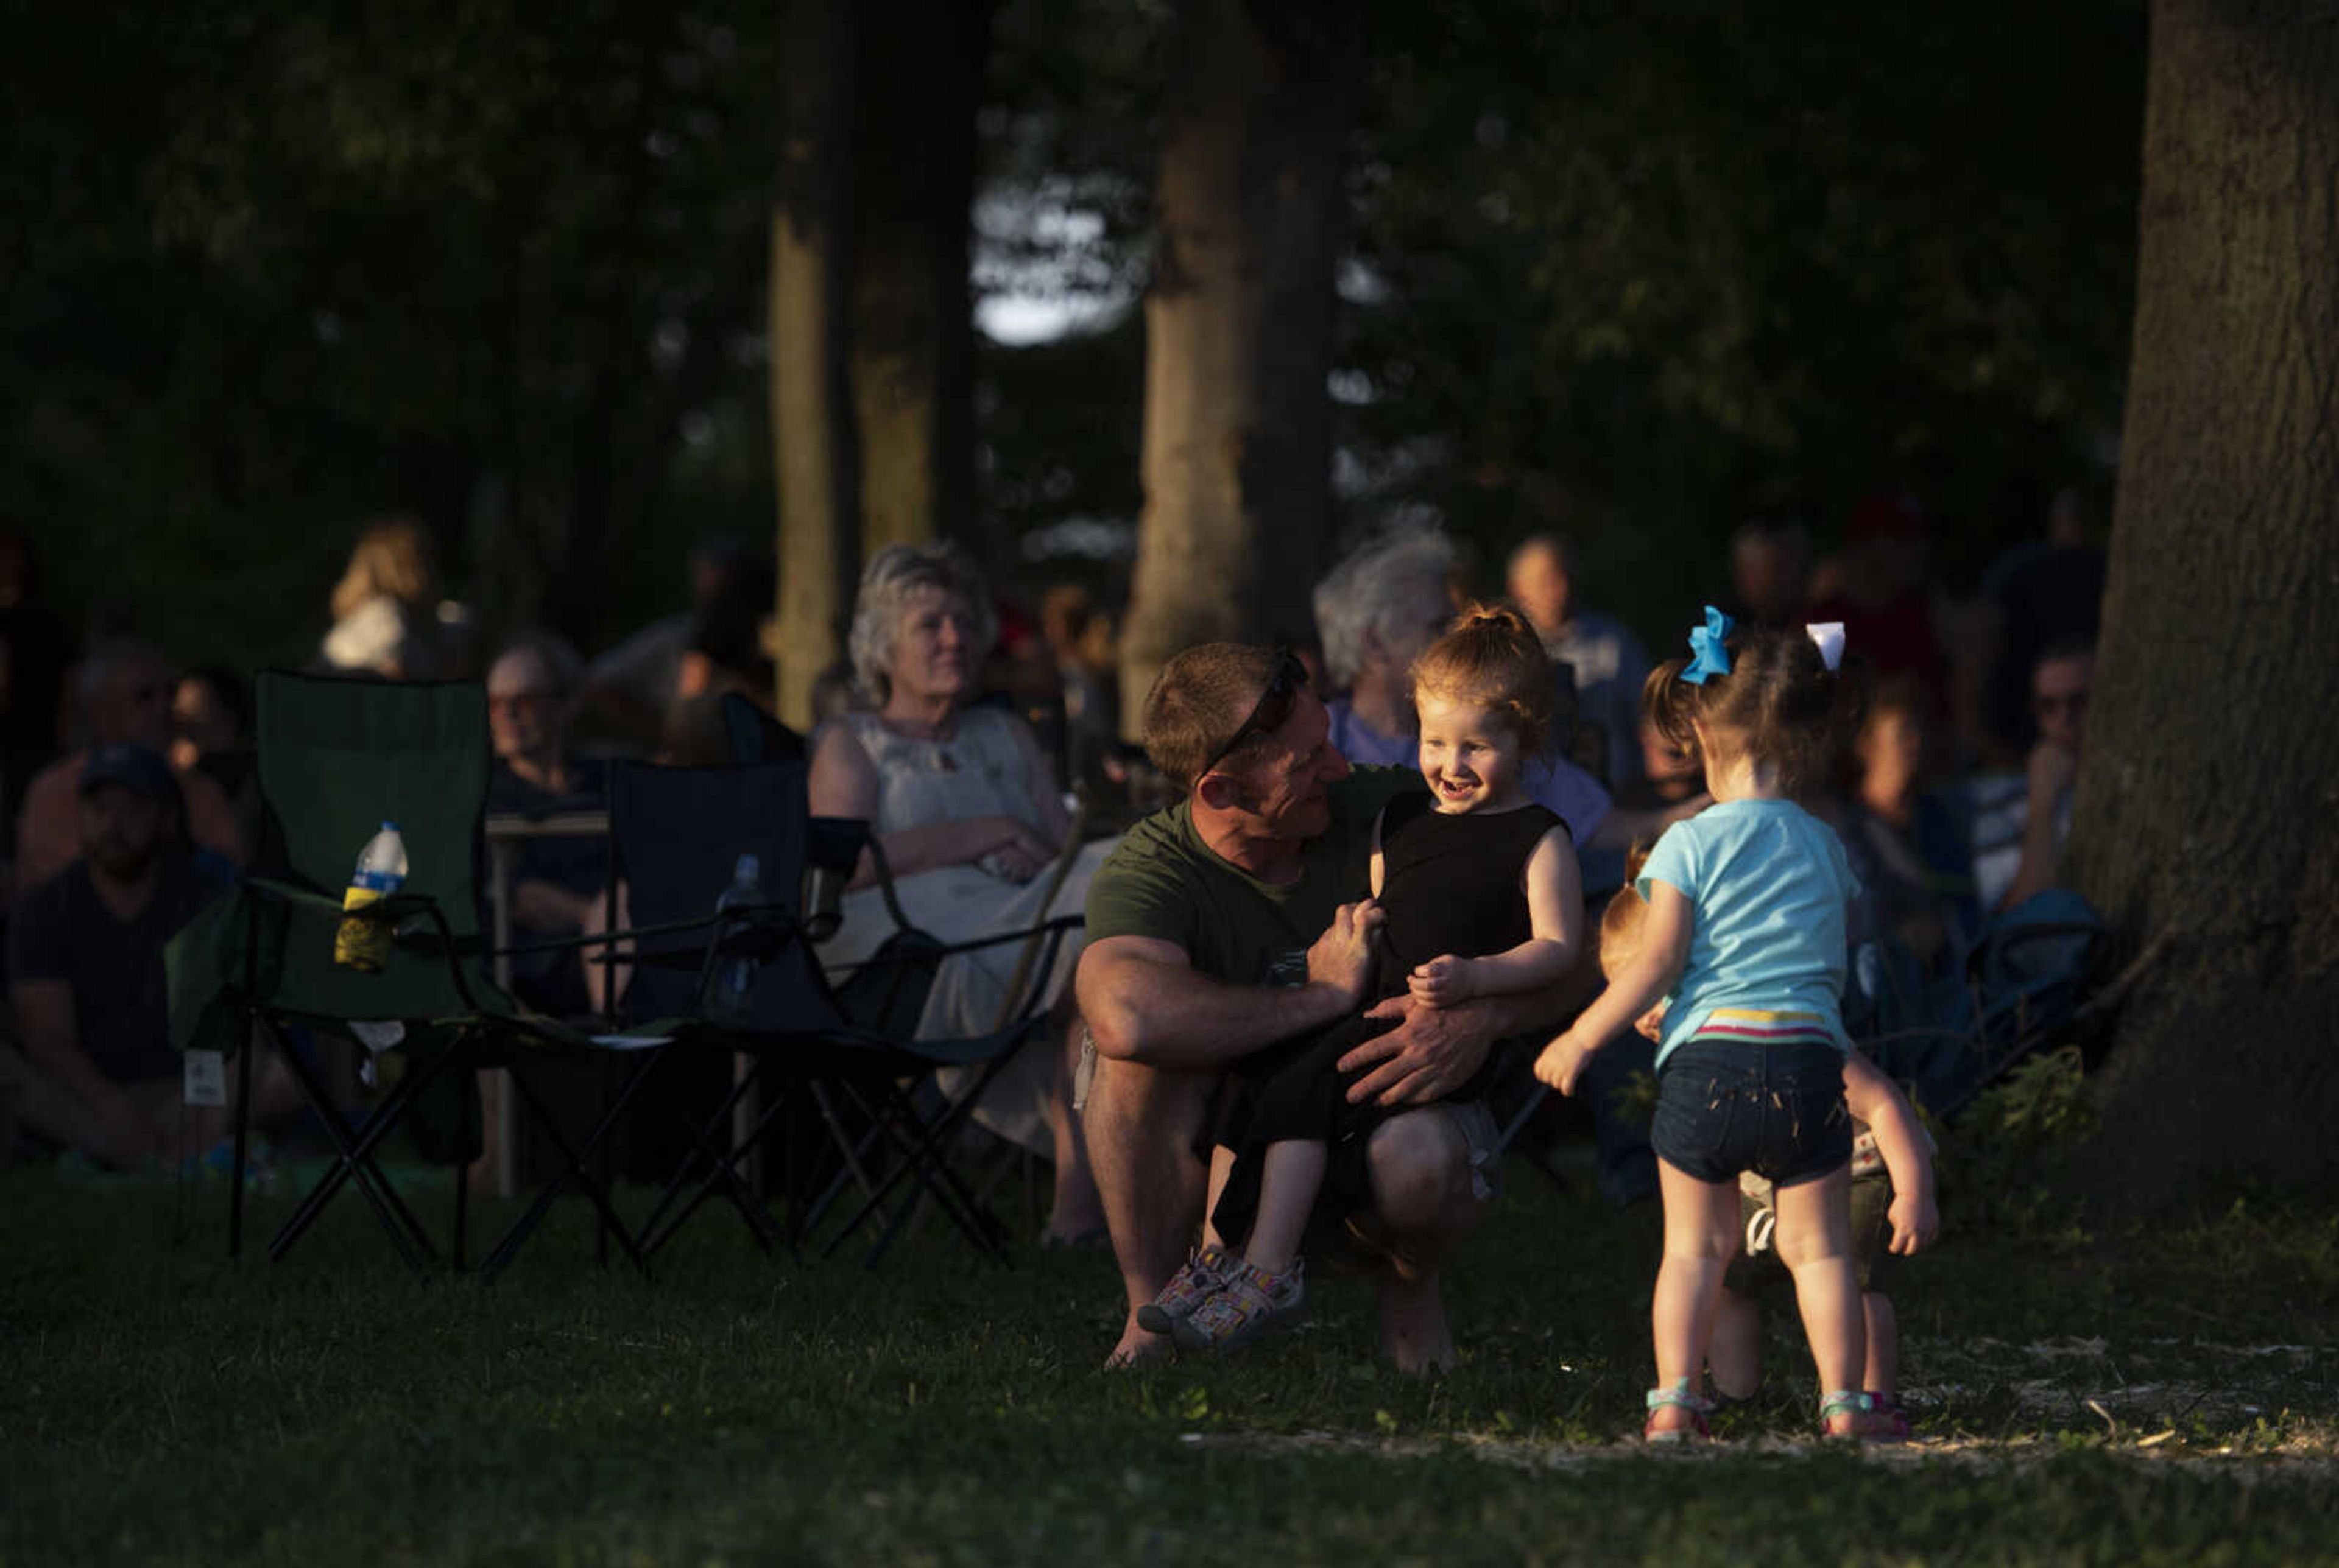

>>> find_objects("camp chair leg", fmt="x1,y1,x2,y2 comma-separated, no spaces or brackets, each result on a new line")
228,1034,255,1262
796,1078,894,1240
269,1070,442,1273
679,1096,792,1258
819,1071,1012,1268
698,1066,797,1256
637,1151,785,1261
477,1053,661,1282
818,1073,988,1264
632,1072,740,1253
453,1160,470,1271
267,1026,453,1273
633,1053,791,1261
642,1052,760,1229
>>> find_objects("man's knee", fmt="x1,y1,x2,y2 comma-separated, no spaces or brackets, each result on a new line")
1082,1054,1210,1181
1365,1107,1478,1231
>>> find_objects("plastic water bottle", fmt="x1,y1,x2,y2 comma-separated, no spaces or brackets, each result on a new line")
712,853,761,1014
333,821,409,972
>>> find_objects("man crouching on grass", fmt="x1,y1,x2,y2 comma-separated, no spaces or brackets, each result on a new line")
1075,642,1582,1371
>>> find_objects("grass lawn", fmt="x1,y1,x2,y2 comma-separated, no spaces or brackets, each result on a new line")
4,1148,2336,1567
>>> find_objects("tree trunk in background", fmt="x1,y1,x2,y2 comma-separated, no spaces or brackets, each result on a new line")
770,0,990,725
849,0,993,560
769,0,861,729
1119,0,1363,730
2065,0,2339,1205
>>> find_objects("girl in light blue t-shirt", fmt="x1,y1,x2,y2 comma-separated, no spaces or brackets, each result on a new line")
1536,610,1874,1441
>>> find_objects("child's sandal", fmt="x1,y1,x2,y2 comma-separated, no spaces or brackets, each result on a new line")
1819,1388,1874,1440
1865,1391,1913,1442
1135,1242,1232,1336
1644,1380,1713,1444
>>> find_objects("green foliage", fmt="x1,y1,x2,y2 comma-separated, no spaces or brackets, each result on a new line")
1344,0,2147,619
2,0,2154,669
1945,1043,2100,1246
3,1,776,665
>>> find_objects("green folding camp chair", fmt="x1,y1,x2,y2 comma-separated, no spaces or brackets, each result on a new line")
168,672,662,1277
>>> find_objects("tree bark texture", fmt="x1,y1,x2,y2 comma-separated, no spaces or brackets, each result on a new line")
850,0,992,560
769,0,861,728
769,0,989,726
1120,0,1363,729
2066,0,2339,1203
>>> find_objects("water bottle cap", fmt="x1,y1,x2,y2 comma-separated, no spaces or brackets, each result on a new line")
381,820,401,834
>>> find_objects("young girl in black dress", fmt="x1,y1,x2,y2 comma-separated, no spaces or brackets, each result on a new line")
1141,606,1586,1351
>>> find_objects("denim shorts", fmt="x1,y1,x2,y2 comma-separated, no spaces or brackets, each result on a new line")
1650,1035,1852,1187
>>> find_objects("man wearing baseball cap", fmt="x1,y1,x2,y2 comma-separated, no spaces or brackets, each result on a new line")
1,743,236,1167
13,639,244,892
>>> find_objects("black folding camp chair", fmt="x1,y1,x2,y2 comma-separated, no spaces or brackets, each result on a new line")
603,758,1078,1267
719,690,808,765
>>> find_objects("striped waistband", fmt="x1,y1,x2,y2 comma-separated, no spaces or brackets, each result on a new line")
1693,1008,1835,1044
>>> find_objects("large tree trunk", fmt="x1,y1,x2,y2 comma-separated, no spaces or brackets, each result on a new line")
849,0,992,560
1119,0,1363,728
769,0,862,729
770,0,990,726
2065,0,2339,1204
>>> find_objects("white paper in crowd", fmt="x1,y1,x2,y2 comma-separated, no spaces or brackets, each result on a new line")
183,1049,228,1108
1805,622,1846,672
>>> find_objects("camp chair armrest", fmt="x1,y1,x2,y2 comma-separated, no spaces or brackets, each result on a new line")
927,912,1084,962
822,913,1084,979
806,817,869,873
241,876,441,923
492,905,817,962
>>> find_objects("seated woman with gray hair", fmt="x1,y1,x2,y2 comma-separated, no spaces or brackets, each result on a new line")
808,542,1112,1246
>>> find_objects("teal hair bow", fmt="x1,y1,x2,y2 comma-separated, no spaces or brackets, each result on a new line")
1682,605,1735,685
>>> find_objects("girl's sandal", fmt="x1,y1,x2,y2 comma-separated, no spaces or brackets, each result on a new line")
1644,1380,1714,1445
1819,1389,1875,1440
1865,1391,1913,1442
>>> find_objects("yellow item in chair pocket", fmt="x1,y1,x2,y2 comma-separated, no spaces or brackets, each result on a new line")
333,822,409,972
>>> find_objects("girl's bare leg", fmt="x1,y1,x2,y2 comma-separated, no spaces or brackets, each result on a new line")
1651,1158,1740,1433
1199,1144,1238,1251
1864,1292,1897,1396
1774,1165,1866,1432
1707,1288,1763,1402
1239,1139,1327,1273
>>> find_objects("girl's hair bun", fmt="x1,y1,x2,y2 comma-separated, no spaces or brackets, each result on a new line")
1411,602,1557,754
1457,602,1535,637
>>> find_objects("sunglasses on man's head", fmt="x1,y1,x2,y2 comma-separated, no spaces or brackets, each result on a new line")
1200,648,1309,777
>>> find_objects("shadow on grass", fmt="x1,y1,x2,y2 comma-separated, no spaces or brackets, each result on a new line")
2,1159,2334,1565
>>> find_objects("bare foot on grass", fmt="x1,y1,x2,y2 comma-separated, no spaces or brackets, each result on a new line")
1104,1318,1173,1369
1377,1273,1456,1375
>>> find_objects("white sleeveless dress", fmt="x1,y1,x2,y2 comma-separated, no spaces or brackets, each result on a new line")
817,708,1113,1153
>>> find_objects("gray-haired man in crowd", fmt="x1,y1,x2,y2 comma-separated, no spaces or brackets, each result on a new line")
1076,643,1579,1371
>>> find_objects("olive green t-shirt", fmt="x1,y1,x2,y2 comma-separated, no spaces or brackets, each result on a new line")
1084,767,1427,990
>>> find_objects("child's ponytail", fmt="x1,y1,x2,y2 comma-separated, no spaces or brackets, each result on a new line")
1410,603,1557,754
1642,608,1871,795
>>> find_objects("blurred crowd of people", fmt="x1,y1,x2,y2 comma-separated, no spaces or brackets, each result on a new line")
0,490,2101,1194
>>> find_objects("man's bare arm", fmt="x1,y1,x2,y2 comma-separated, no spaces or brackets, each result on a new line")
1077,923,1369,1073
